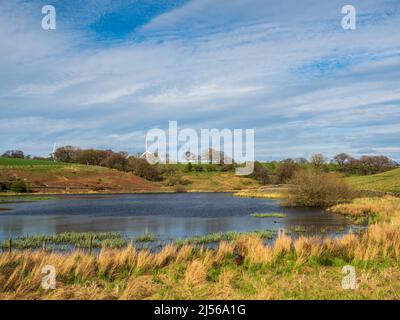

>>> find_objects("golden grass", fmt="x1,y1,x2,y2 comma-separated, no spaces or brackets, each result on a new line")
0,196,399,300
234,191,286,199
328,196,400,223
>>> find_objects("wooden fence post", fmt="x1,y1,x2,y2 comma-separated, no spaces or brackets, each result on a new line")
89,235,93,255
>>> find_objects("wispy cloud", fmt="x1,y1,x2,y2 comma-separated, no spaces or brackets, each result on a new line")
0,0,399,160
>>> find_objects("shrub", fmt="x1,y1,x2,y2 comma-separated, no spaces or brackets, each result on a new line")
100,152,128,171
250,161,271,185
283,169,353,207
9,180,29,193
0,181,8,191
174,185,187,193
163,177,191,187
1,150,25,159
273,159,299,184
127,157,161,181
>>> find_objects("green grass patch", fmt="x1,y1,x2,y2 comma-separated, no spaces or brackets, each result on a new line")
0,196,57,203
347,168,400,194
0,232,161,250
0,157,67,166
250,213,286,218
174,230,276,246
135,233,156,242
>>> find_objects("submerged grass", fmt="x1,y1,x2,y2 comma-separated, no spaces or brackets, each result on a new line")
0,232,160,250
251,213,286,218
173,230,276,246
0,196,56,203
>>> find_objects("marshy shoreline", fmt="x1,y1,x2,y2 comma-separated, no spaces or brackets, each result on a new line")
0,196,399,299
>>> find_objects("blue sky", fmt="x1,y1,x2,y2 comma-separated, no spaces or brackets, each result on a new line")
0,0,400,161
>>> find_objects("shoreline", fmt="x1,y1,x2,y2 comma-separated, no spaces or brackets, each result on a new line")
0,190,239,197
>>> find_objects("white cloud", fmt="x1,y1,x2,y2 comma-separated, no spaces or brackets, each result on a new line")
0,0,399,160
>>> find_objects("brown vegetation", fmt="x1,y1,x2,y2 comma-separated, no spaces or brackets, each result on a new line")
284,168,353,207
0,165,160,193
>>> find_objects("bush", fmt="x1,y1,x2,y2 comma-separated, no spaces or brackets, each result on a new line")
126,157,161,181
283,169,353,207
274,159,299,184
9,180,29,193
250,161,270,185
0,181,8,191
100,152,128,171
163,177,191,187
174,185,187,193
1,150,25,159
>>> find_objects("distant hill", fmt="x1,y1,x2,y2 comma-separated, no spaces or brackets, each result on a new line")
347,168,400,194
0,157,160,193
0,157,261,193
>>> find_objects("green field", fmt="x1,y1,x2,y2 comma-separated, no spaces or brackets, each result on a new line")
347,168,400,194
0,157,67,167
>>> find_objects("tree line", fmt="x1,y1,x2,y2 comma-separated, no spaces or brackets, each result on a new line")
53,146,161,181
251,153,398,185
1,147,397,186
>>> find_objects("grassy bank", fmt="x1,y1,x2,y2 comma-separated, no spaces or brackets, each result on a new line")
160,171,260,192
347,168,400,194
0,196,399,300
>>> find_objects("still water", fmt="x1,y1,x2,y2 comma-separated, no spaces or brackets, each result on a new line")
0,193,351,241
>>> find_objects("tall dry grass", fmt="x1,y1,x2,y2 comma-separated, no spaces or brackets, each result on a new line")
328,196,400,223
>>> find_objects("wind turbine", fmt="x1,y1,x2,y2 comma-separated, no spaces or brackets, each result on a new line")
51,143,57,161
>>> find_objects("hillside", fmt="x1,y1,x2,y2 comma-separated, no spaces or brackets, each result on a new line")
0,158,159,193
0,158,261,193
172,171,260,192
347,168,400,194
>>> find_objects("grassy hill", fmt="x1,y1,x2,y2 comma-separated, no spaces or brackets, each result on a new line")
0,157,159,194
173,171,260,192
0,158,260,193
347,168,400,194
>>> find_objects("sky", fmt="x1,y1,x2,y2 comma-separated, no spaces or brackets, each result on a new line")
0,0,399,161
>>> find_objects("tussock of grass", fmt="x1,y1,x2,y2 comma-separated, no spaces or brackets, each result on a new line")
135,233,156,242
251,213,286,218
